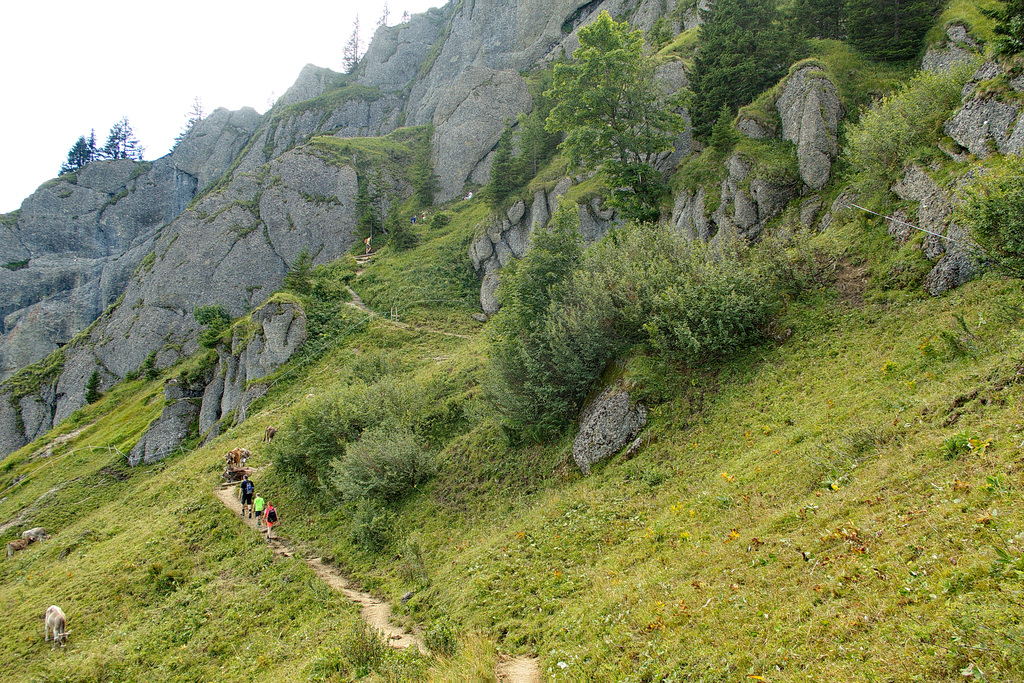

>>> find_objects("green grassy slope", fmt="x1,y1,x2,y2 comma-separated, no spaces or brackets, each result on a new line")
5,7,1024,680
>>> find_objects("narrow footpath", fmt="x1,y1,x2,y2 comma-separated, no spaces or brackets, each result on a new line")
214,484,540,681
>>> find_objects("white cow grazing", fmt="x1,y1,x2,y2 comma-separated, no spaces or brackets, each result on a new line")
44,605,67,648
22,527,49,542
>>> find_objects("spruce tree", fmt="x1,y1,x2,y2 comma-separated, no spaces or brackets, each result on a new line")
85,370,103,404
60,135,95,174
488,127,516,206
689,0,798,140
343,16,362,73
846,0,938,61
101,117,144,160
792,0,847,39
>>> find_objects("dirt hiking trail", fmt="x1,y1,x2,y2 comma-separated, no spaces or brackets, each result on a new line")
214,484,540,681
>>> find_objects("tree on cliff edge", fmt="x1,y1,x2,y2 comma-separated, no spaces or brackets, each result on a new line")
60,130,98,174
545,11,688,223
343,15,362,73
101,117,144,161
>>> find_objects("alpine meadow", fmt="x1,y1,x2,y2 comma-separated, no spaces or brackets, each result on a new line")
3,0,1024,681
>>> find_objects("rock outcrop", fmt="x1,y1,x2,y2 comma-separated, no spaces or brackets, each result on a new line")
573,382,647,474
922,24,982,74
469,178,620,314
944,62,1024,158
199,300,308,442
776,65,843,190
0,105,265,383
128,378,203,467
890,165,977,296
672,153,799,242
127,299,307,465
1,159,185,381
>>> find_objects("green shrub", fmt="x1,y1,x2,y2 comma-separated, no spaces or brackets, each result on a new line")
350,498,395,552
955,153,1024,277
423,614,461,657
846,62,977,186
194,304,231,349
488,220,792,437
273,381,438,497
338,621,389,676
331,425,433,503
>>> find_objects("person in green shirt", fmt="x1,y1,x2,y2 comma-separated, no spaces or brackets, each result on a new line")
253,494,266,528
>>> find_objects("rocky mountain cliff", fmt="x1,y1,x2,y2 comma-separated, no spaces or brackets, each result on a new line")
0,0,686,458
1,3,1020,460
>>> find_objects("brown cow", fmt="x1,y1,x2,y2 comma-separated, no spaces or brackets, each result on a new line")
44,605,67,648
225,447,251,468
7,538,30,559
263,426,277,443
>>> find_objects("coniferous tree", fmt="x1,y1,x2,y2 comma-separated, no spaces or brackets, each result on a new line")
101,117,144,160
410,140,438,206
387,212,419,251
488,127,516,206
846,0,938,61
343,16,362,73
516,74,561,181
792,0,847,39
689,0,799,139
283,249,314,294
85,370,103,404
708,105,740,157
173,96,205,146
60,135,95,174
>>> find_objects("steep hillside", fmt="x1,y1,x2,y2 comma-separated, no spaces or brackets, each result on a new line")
3,0,1024,680
1,214,1023,680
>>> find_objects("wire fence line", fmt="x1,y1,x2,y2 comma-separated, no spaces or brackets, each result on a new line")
845,203,965,245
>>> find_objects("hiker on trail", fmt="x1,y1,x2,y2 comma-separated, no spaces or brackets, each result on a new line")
253,493,266,528
265,503,278,540
239,475,255,518
364,236,372,254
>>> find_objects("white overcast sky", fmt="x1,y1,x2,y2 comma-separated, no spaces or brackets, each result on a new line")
0,0,442,214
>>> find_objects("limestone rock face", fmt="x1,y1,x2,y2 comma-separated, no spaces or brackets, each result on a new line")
279,64,340,106
469,178,621,314
776,66,843,190
169,106,262,190
573,383,647,474
199,300,307,441
945,62,1024,158
431,68,532,202
672,151,799,242
0,158,191,380
671,187,713,241
30,149,362,436
923,24,981,74
890,165,978,296
737,117,777,140
358,9,451,93
128,379,202,467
